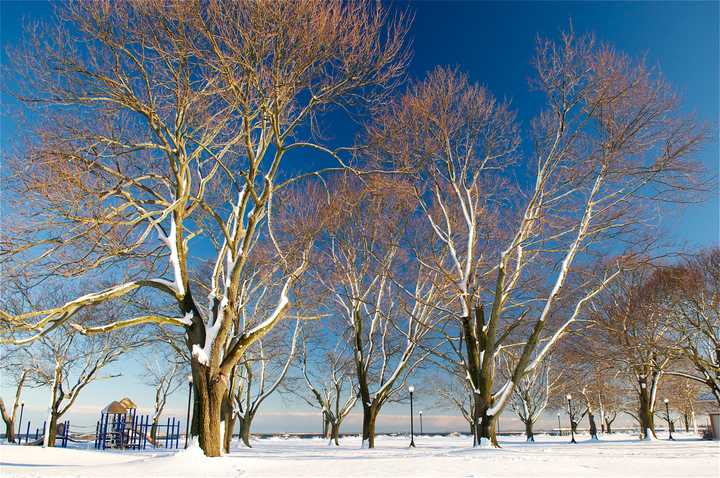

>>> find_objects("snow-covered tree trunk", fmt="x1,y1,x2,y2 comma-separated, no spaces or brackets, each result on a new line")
638,383,656,440
190,360,228,456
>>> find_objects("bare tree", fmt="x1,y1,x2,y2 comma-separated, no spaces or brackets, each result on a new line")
0,348,39,444
2,0,409,456
294,330,358,446
665,249,720,404
316,178,442,448
500,352,562,442
229,320,300,449
142,347,187,441
34,323,140,447
658,374,702,434
365,30,705,446
434,369,476,437
588,267,684,440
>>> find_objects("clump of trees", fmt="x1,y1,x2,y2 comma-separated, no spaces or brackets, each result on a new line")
1,0,713,457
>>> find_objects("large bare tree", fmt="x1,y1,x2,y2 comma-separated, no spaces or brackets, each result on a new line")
1,0,409,456
316,177,442,448
665,249,720,404
588,267,683,440
365,31,705,446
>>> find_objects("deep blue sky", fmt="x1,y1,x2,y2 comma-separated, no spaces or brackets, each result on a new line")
1,1,718,433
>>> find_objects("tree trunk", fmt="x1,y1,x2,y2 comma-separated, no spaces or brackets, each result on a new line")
638,387,656,440
478,412,498,447
190,363,227,457
571,420,578,433
323,414,331,439
588,410,598,440
330,421,340,446
239,415,252,448
683,413,689,433
524,420,534,442
150,416,159,442
223,413,235,454
604,419,613,434
47,412,59,448
2,418,15,444
361,405,378,448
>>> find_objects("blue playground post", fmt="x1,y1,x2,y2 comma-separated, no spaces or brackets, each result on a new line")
62,421,69,448
170,417,176,448
102,413,110,449
142,415,149,450
164,417,170,448
175,420,180,448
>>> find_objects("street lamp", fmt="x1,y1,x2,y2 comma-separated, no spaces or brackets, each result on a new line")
566,394,576,444
419,411,423,436
557,412,562,436
17,402,24,443
408,385,416,448
663,399,674,441
185,374,193,449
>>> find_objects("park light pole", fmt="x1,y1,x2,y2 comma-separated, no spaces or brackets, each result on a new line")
408,385,416,448
185,374,193,449
17,402,24,443
566,394,577,444
663,399,674,441
419,411,423,436
557,412,562,436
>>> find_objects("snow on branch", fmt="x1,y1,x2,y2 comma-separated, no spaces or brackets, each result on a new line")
70,313,193,335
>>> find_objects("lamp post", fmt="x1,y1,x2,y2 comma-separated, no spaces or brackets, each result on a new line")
663,399,674,441
419,411,423,436
185,374,193,449
408,385,416,448
557,412,562,436
17,402,24,443
566,394,576,444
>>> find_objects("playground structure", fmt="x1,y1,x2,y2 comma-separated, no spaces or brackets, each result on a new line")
94,398,181,450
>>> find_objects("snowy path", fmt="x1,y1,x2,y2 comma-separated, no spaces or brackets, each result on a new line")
1,433,718,477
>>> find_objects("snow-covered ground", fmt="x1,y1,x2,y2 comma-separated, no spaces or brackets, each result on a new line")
1,432,718,478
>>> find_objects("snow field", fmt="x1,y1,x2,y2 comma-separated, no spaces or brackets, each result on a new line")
1,432,718,478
